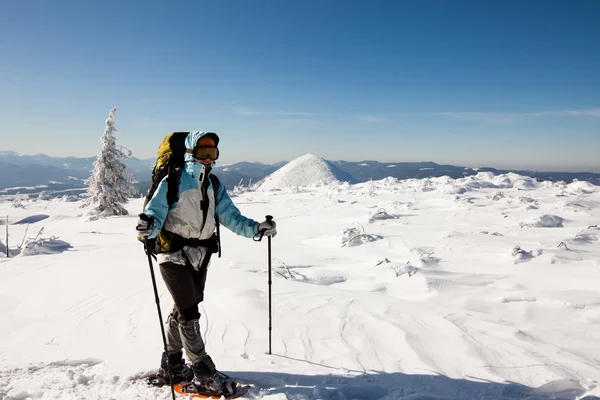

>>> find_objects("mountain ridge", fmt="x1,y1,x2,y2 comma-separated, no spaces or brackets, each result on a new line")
1,151,599,197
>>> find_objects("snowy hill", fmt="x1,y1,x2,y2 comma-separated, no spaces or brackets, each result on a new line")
255,154,358,190
1,173,600,399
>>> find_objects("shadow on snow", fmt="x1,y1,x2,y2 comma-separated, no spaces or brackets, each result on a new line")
228,357,588,400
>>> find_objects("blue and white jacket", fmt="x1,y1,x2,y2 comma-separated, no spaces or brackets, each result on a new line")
143,131,259,264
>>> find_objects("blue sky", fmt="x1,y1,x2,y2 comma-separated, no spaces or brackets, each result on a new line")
1,0,599,172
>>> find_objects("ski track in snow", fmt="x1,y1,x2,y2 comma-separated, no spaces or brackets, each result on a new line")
1,171,600,399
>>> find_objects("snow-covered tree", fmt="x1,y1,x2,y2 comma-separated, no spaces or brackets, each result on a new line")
83,107,137,219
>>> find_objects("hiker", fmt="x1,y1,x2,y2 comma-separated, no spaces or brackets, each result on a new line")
136,131,277,396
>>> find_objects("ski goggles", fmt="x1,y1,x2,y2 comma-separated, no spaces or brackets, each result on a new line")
187,146,219,161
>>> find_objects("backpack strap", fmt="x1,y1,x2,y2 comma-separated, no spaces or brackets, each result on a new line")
166,166,183,207
209,174,222,258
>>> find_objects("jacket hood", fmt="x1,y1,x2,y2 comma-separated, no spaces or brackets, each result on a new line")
184,132,219,160
184,131,220,178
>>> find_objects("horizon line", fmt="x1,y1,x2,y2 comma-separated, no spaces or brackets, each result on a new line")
1,149,599,174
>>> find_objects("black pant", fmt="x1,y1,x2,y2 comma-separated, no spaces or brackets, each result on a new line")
160,260,209,323
159,260,214,369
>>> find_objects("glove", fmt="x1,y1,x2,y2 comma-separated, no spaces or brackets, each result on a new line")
258,219,277,238
136,213,154,238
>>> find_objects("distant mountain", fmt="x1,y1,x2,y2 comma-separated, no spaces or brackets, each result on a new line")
1,150,599,197
332,161,600,186
0,160,89,189
255,154,358,191
331,160,476,181
0,151,154,180
136,161,288,195
213,161,287,188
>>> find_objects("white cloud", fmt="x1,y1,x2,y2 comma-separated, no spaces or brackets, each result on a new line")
234,107,600,124
357,116,388,123
393,108,600,124
233,107,338,117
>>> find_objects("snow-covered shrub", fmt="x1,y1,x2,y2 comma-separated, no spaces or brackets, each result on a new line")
338,225,381,247
511,245,542,264
37,191,52,201
375,258,418,277
59,194,78,202
479,231,504,236
19,236,71,256
573,232,598,243
390,201,412,211
363,181,377,196
82,107,137,220
419,251,441,267
417,183,436,193
519,197,536,205
11,194,28,208
232,179,246,195
492,192,505,201
290,186,306,194
3,226,71,257
368,208,397,222
520,214,564,228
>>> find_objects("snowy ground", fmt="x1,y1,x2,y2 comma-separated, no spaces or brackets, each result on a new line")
1,172,600,399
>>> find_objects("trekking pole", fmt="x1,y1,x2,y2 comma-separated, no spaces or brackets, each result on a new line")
252,215,274,355
265,215,273,355
143,237,176,400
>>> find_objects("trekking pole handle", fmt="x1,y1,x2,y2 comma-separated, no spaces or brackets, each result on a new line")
253,215,274,242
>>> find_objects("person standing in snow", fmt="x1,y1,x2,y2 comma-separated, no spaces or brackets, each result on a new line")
136,131,276,396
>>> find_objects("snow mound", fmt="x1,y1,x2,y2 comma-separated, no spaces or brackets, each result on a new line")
19,237,72,256
454,172,541,191
520,214,565,228
493,173,540,190
566,179,597,194
255,154,357,191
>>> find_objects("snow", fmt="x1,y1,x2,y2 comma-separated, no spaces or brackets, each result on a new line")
1,172,600,399
256,154,353,191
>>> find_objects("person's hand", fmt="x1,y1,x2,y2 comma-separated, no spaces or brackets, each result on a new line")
258,219,277,238
136,214,154,238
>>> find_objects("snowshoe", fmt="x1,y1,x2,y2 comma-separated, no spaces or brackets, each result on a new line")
174,371,250,399
144,364,194,386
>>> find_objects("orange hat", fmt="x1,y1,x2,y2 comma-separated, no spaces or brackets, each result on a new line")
196,136,216,147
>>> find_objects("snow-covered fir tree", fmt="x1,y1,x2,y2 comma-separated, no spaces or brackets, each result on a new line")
83,107,137,219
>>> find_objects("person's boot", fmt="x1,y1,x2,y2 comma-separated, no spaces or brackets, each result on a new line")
189,356,237,396
156,350,193,384
191,370,237,396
